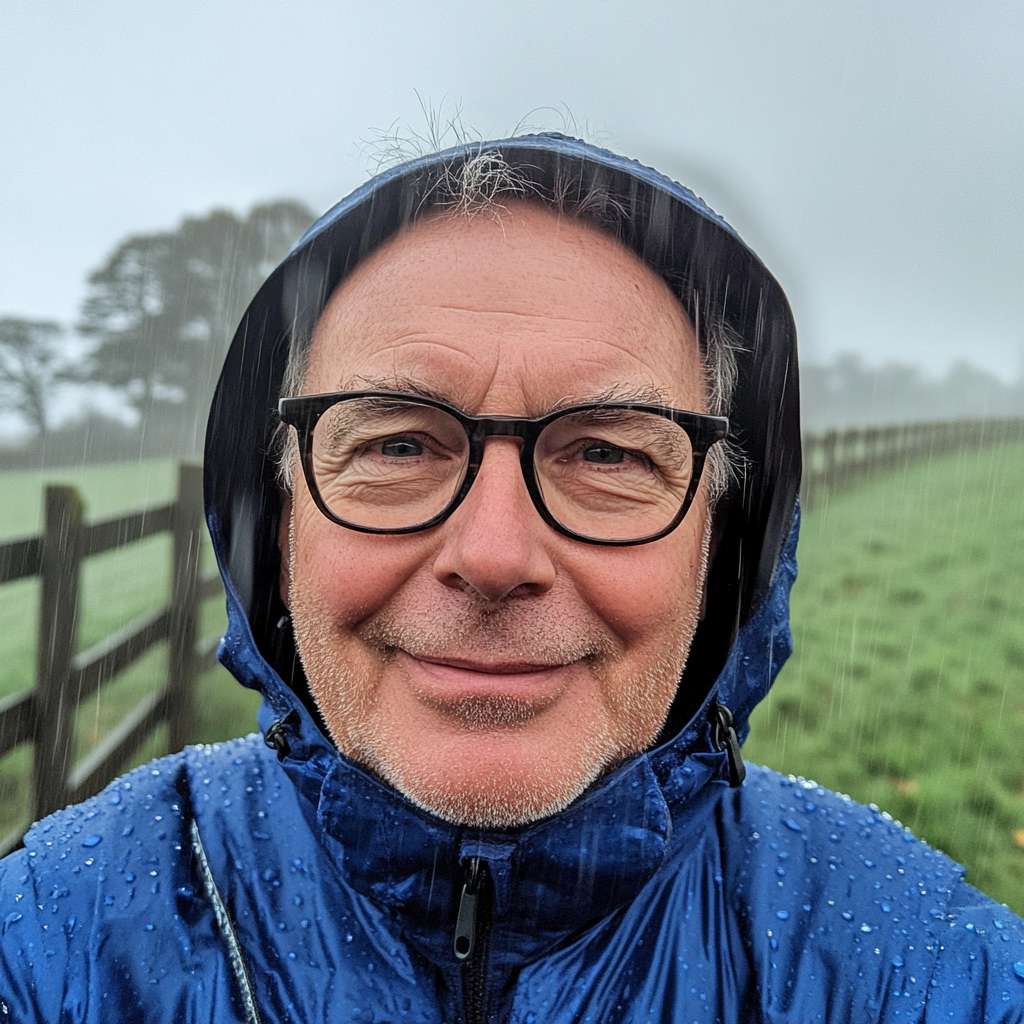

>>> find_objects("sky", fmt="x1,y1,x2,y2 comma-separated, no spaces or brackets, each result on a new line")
2,0,1023,382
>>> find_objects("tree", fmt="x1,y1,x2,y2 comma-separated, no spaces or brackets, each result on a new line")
0,317,69,438
77,200,314,426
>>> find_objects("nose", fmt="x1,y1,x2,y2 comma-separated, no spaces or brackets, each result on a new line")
431,438,557,604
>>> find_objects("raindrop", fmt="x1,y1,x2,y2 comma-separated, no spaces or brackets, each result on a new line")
1013,961,1024,981
783,819,803,833
81,835,102,848
860,923,872,933
842,912,854,921
892,955,905,968
776,910,789,920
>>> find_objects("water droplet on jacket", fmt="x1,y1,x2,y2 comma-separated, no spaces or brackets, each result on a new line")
892,955,904,968
345,932,353,942
81,835,102,848
1013,961,1024,980
108,792,121,806
842,911,853,921
881,903,891,913
784,819,803,832
860,923,872,933
803,904,812,912
144,923,154,931
776,867,786,877
776,910,789,920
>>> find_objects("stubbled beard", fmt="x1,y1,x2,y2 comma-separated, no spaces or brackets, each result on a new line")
288,523,708,829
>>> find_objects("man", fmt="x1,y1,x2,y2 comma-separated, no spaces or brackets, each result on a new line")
1,135,1022,1022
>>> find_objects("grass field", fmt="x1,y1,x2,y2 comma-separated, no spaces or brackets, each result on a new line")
0,449,1021,916
744,441,1024,915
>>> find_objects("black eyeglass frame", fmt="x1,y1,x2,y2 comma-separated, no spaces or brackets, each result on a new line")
278,390,730,547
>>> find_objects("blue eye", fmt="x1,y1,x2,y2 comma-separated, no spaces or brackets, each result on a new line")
381,438,424,457
582,443,626,464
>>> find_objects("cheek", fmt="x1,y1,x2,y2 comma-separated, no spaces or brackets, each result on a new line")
290,499,433,628
572,521,708,646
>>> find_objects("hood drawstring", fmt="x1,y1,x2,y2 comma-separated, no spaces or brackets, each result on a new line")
710,702,746,787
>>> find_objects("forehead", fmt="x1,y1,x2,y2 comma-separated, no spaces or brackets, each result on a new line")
304,202,705,415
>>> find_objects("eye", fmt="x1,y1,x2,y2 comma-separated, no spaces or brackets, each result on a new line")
581,443,627,465
380,437,424,457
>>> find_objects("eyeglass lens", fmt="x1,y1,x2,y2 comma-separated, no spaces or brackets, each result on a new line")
309,397,695,541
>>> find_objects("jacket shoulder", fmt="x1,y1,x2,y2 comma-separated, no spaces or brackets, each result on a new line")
723,762,1024,1019
0,740,267,1023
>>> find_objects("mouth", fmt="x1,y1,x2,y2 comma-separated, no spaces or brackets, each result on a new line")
396,649,580,715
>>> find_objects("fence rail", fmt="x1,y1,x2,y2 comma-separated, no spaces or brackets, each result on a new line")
800,417,1024,510
0,464,221,857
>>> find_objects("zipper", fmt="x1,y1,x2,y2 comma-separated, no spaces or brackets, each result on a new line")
453,856,492,1024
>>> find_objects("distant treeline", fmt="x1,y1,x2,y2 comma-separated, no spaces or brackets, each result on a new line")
2,198,1022,470
801,354,1024,430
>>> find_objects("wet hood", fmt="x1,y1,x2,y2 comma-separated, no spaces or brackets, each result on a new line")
204,133,801,747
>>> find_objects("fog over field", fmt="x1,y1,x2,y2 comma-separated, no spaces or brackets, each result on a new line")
2,1,1022,451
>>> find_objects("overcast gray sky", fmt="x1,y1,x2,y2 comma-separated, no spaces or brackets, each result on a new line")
2,0,1022,379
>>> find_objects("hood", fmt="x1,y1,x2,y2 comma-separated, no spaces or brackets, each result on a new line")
204,133,801,747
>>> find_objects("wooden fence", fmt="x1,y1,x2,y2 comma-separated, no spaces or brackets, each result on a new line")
0,464,222,857
801,417,1024,510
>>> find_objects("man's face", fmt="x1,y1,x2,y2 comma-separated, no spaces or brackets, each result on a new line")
280,203,711,828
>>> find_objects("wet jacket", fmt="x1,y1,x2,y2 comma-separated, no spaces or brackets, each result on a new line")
2,136,1023,1023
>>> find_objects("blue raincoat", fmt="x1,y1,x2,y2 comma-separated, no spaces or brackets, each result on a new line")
2,136,1022,1022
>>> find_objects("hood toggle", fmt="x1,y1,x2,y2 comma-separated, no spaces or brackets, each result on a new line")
264,710,301,760
710,702,746,787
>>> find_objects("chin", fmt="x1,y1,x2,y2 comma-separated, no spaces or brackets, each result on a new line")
355,729,623,829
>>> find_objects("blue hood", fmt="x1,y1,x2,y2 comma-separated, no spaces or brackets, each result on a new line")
204,133,803,745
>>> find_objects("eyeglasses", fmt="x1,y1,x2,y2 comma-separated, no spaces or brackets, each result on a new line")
278,391,729,546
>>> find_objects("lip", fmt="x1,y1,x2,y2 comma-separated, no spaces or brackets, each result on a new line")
397,649,578,701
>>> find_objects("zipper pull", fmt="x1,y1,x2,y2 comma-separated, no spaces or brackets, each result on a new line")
710,701,747,788
453,857,484,961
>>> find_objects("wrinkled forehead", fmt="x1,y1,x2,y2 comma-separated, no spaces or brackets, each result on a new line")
302,202,705,415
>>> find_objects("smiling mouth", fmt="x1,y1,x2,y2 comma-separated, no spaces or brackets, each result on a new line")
411,653,571,674
396,649,576,726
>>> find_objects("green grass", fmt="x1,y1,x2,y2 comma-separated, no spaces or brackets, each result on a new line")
0,461,261,839
744,441,1024,916
1,451,1022,918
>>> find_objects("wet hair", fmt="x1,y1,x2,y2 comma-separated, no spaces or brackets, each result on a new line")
274,149,742,503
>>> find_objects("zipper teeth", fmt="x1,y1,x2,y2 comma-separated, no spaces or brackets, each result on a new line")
460,859,492,1024
462,911,490,1024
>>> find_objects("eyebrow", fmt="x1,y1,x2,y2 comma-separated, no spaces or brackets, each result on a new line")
337,375,674,414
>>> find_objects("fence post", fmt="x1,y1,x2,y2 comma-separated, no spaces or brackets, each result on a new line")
168,464,203,752
32,486,83,822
